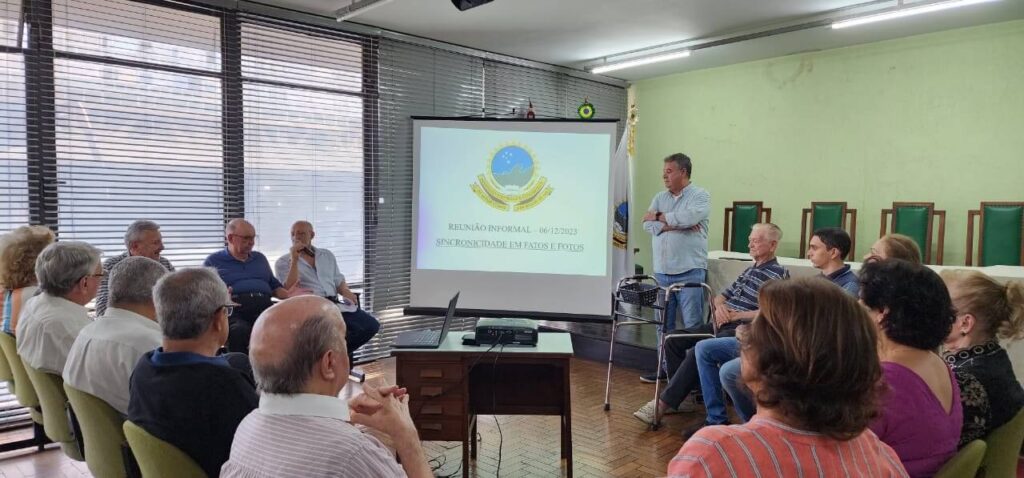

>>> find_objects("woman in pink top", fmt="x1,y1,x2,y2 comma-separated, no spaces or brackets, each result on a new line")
669,278,908,478
860,259,962,478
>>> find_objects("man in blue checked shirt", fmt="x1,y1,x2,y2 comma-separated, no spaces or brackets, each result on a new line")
641,152,710,382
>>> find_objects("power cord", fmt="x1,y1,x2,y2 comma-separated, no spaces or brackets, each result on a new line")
491,343,505,477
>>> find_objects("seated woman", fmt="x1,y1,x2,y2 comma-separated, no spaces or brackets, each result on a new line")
863,233,922,264
668,277,907,477
942,270,1024,445
0,225,55,335
860,260,961,478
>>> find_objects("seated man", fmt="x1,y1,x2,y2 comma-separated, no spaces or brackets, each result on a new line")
94,220,175,317
204,218,289,352
805,227,859,296
715,227,863,424
275,220,380,364
17,241,102,374
634,223,788,426
221,296,431,478
64,256,166,415
128,268,259,478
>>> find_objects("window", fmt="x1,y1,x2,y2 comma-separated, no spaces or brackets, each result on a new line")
0,53,26,232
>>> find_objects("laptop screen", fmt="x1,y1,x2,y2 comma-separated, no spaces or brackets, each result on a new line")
438,291,459,342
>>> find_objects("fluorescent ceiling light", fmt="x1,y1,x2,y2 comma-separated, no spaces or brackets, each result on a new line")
831,0,1000,29
590,50,691,74
336,0,395,22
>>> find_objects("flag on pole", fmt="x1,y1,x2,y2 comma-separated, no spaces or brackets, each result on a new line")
611,122,633,289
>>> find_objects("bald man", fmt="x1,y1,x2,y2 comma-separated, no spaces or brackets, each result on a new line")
221,296,431,478
204,218,289,352
275,220,380,364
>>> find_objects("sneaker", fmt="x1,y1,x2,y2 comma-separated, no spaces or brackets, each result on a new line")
676,394,697,413
639,371,668,383
633,399,680,424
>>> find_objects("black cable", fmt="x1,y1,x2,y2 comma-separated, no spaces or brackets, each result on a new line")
492,342,505,477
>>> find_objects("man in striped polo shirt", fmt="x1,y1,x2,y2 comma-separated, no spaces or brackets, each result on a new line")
635,223,788,425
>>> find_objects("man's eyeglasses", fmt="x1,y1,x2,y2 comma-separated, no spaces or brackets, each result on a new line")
219,304,235,316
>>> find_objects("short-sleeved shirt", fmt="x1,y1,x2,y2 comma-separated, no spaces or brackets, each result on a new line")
204,249,282,295
824,264,859,297
16,293,92,374
95,252,175,317
274,246,346,298
220,393,406,478
721,258,789,312
668,416,908,477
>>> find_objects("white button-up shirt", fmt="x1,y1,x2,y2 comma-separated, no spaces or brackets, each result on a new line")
17,293,92,375
220,393,405,478
63,307,162,414
275,247,357,312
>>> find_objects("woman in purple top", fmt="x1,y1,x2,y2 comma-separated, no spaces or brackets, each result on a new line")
859,260,962,478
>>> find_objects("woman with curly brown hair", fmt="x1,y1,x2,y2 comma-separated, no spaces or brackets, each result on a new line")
861,259,961,478
0,225,55,335
668,277,907,477
942,270,1024,446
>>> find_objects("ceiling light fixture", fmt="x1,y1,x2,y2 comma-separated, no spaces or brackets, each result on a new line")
589,50,692,74
336,0,395,22
831,0,1000,29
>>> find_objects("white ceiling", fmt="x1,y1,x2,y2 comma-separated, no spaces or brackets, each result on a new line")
259,0,1024,81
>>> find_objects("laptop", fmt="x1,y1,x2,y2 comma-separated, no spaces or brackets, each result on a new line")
393,292,459,349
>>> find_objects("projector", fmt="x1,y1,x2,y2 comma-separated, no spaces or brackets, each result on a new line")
451,0,495,11
475,318,538,346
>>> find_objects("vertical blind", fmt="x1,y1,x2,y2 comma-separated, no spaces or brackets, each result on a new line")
1,0,627,362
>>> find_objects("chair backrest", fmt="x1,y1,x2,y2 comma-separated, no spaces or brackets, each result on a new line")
881,202,946,264
934,439,986,478
64,384,128,478
968,202,1024,266
0,344,13,384
723,201,771,253
0,332,39,411
21,362,84,460
123,420,207,478
800,202,858,260
979,406,1024,478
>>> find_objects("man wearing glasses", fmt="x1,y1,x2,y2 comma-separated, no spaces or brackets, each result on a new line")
204,218,290,353
17,241,103,375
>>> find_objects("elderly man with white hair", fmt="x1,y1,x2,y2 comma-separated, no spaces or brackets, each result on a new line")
64,256,167,414
94,220,175,317
221,296,431,478
17,241,103,374
205,218,289,352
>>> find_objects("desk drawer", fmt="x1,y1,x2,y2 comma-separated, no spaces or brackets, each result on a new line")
398,362,464,384
414,417,464,441
407,383,463,403
411,399,463,418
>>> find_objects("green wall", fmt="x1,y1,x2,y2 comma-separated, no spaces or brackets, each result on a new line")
632,19,1024,270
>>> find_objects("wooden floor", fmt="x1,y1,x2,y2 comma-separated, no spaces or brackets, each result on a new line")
0,356,706,478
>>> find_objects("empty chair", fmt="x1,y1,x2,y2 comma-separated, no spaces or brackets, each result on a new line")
799,201,858,259
723,201,771,253
934,440,985,478
21,363,84,461
966,201,1024,266
880,201,946,264
65,383,129,478
124,420,207,478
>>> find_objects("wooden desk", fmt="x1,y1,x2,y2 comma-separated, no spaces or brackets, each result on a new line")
393,332,575,478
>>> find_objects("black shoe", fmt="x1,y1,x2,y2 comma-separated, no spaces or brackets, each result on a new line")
639,371,668,383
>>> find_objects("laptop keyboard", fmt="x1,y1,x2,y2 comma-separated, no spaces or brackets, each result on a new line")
411,330,441,345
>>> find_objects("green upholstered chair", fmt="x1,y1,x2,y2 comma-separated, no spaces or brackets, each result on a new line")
723,201,772,253
0,332,49,452
966,202,1024,266
0,346,13,388
800,202,858,259
22,363,84,461
124,420,207,478
880,202,946,264
978,407,1024,478
64,384,129,478
934,439,986,478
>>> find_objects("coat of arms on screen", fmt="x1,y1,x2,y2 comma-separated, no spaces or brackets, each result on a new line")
471,143,553,212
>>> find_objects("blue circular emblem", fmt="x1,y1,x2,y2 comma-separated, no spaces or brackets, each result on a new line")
491,146,534,188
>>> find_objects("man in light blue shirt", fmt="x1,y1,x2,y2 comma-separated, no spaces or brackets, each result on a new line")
641,153,710,382
275,221,379,364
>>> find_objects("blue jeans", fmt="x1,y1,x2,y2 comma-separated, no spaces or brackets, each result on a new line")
655,269,707,371
720,357,755,422
695,336,741,425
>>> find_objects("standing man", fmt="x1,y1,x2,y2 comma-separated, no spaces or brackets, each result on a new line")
641,153,710,382
95,220,175,317
204,218,289,352
275,220,379,364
